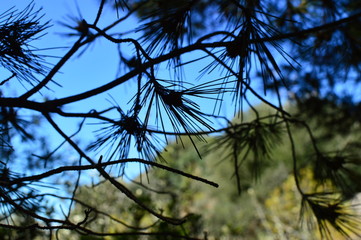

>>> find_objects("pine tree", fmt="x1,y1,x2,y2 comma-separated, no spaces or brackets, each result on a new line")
0,0,360,239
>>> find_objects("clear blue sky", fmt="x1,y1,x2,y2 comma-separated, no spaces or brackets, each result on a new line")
3,0,145,177
2,0,271,181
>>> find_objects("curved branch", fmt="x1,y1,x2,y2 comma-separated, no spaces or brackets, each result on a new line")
20,35,85,99
38,12,361,107
43,112,186,225
9,158,219,188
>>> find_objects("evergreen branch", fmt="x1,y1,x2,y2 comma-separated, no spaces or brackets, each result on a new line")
43,112,186,225
9,158,218,188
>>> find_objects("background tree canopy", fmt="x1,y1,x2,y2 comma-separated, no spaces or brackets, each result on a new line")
69,104,361,239
0,0,360,239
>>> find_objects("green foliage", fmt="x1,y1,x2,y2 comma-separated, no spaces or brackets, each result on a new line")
68,104,361,239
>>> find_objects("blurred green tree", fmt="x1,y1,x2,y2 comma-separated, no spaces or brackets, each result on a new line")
69,104,361,239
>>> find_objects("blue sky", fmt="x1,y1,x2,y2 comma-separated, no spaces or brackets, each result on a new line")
2,0,275,182
2,0,144,177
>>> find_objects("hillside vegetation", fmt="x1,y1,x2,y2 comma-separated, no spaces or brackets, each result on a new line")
67,104,361,240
